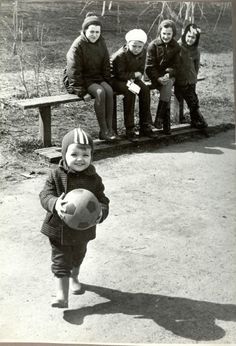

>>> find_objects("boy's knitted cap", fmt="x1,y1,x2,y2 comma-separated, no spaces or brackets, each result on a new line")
125,29,147,44
61,128,94,161
82,12,102,32
158,19,177,37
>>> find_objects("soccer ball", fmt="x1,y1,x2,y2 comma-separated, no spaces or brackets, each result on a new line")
62,189,101,231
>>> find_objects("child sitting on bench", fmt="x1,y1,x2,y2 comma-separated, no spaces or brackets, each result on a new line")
111,29,157,141
64,13,119,142
145,20,180,135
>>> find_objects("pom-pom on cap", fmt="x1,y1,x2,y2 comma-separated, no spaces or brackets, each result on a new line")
125,29,147,44
82,12,102,32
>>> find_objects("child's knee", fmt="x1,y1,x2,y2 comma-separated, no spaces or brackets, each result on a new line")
96,88,105,103
51,264,71,278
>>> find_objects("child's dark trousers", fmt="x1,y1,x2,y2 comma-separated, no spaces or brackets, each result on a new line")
49,238,88,278
174,83,199,112
112,79,152,130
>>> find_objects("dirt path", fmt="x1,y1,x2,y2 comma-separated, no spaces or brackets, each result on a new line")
0,129,236,344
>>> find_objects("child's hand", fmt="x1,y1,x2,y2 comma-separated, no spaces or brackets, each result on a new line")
55,193,68,219
83,93,92,102
158,74,170,85
134,72,142,80
95,206,103,224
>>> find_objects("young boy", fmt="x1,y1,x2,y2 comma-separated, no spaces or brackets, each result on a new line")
111,29,157,141
39,127,109,308
174,23,208,128
145,20,180,134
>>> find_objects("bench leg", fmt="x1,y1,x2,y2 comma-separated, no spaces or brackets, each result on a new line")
112,94,118,134
39,105,52,147
178,97,184,123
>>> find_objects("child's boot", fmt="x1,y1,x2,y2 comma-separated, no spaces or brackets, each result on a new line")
51,276,69,308
70,266,84,295
190,109,208,129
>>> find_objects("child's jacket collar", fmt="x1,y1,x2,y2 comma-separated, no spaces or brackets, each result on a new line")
58,159,96,176
156,36,176,47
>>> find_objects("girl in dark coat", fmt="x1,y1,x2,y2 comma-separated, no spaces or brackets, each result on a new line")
145,20,180,134
111,29,157,141
39,128,109,308
64,13,118,142
174,23,208,128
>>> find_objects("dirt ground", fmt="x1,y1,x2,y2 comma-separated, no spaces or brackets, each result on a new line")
0,128,235,344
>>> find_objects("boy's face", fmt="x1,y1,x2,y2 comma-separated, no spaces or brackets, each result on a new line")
127,40,145,55
160,27,173,44
185,31,197,46
85,25,101,43
65,144,92,172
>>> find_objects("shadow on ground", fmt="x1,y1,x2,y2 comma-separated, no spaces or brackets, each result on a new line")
63,283,236,342
94,125,236,162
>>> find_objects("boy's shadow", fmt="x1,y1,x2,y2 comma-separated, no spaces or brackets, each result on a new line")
63,283,236,341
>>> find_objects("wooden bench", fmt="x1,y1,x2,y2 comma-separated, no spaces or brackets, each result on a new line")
10,94,87,147
9,92,123,147
7,78,204,147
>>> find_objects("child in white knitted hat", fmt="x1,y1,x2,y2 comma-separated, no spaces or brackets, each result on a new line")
111,29,157,141
39,127,109,308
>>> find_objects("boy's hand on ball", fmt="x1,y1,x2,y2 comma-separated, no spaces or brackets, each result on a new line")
95,206,103,224
55,193,68,219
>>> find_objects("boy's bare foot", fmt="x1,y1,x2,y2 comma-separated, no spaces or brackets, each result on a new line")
51,298,68,308
70,278,84,295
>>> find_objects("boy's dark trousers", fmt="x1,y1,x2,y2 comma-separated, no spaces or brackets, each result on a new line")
50,238,88,278
112,79,153,132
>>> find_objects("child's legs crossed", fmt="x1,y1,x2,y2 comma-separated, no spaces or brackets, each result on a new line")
87,83,108,134
158,78,174,102
100,81,114,131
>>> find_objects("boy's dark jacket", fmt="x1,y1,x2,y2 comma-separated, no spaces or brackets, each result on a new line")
111,45,146,81
145,37,180,85
64,33,111,98
39,161,109,245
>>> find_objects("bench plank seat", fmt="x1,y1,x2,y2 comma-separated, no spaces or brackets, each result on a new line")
14,93,82,109
5,77,205,148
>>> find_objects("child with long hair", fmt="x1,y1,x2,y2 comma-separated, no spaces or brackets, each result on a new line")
174,23,208,129
145,20,180,134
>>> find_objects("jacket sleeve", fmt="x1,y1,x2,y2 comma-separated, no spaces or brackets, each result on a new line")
39,171,59,214
194,49,200,75
95,174,110,223
102,42,112,83
169,44,181,78
145,42,161,82
66,42,87,97
112,53,135,81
